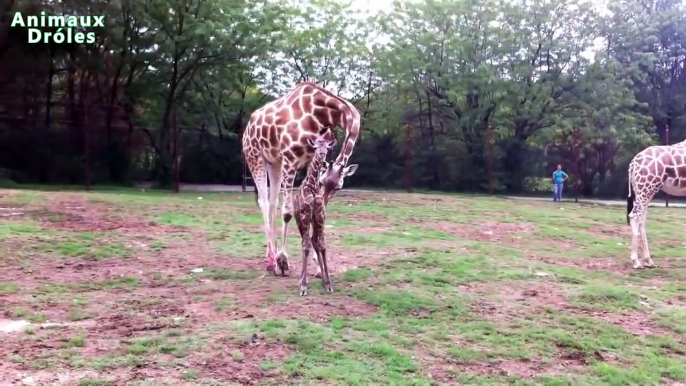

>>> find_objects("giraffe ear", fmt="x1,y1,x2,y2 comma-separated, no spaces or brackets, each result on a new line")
306,137,316,148
328,138,337,148
343,164,358,177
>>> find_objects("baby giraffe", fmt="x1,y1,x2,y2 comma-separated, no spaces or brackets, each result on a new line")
294,132,337,296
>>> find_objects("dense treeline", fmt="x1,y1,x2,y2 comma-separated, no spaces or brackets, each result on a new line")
0,0,684,197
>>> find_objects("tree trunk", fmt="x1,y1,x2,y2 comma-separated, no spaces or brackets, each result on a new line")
503,136,527,193
39,46,56,183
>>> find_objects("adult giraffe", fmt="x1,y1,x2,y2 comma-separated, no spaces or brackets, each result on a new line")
241,82,361,274
626,141,686,269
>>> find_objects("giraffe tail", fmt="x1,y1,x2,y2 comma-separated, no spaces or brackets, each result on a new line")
626,181,635,225
239,145,259,208
253,181,258,207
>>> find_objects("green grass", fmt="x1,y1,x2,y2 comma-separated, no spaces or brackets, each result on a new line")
1,186,685,385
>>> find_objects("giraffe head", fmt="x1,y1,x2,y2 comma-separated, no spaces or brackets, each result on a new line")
307,133,337,159
318,161,358,204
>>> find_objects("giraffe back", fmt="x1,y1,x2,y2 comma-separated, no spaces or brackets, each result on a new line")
630,143,686,197
242,83,354,169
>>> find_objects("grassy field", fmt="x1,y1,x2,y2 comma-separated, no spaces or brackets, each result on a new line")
1,187,685,386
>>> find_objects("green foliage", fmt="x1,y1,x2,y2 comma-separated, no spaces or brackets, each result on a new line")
0,0,684,196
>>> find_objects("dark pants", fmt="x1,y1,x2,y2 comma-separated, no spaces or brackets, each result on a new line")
553,183,564,201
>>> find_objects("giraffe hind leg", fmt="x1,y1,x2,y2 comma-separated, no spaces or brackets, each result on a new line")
276,168,297,276
266,161,285,276
639,212,657,268
628,181,662,269
628,206,643,269
248,154,276,271
629,218,643,269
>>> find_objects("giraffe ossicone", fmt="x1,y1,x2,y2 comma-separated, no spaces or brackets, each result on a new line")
626,140,686,269
241,82,361,274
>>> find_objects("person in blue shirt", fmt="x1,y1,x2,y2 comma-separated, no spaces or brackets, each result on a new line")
552,164,568,202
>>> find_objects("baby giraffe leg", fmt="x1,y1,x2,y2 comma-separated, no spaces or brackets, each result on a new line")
320,242,333,293
312,254,323,278
298,236,313,296
295,204,312,295
312,234,333,293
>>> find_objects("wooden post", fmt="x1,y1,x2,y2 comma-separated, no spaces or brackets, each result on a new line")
83,103,91,191
173,108,180,194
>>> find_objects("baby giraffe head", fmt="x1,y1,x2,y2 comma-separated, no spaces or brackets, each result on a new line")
307,133,337,160
318,160,358,204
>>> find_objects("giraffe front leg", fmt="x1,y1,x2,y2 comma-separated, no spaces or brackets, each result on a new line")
629,213,643,269
276,169,297,276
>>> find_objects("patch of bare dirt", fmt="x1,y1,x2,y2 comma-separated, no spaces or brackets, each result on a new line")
454,357,584,379
411,219,535,245
460,281,683,344
418,347,587,381
0,204,26,218
530,255,628,274
33,198,186,234
265,297,378,322
345,210,392,224
571,308,680,339
0,192,387,384
184,279,379,324
668,294,686,307
466,281,570,322
0,364,202,385
411,347,459,383
417,333,597,382
1,269,378,383
2,195,190,236
588,223,626,238
188,335,292,385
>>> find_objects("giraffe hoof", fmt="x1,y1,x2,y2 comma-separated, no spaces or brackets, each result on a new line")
644,264,658,269
276,256,289,276
632,264,644,270
266,264,276,272
300,288,308,296
323,281,333,293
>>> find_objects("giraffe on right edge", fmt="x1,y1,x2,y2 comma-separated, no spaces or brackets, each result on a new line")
626,140,686,269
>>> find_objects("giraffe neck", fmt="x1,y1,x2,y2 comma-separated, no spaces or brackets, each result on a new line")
301,153,326,197
298,82,362,169
332,114,360,169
